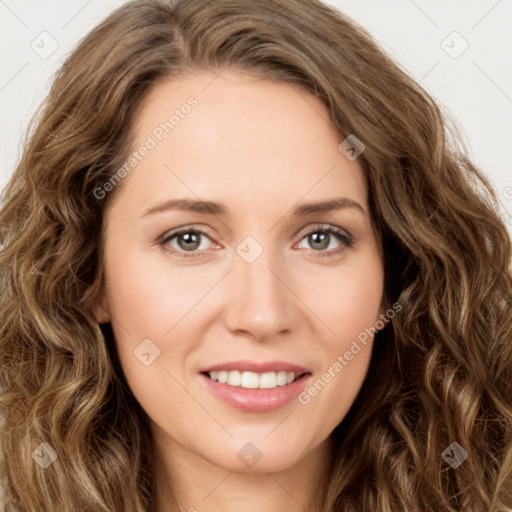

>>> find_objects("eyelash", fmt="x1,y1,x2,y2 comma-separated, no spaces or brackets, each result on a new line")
158,223,354,260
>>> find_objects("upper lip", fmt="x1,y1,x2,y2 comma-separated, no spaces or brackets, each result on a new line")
200,360,311,375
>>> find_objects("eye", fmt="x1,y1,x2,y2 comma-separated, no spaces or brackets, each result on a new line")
295,224,354,258
158,223,354,259
159,228,214,258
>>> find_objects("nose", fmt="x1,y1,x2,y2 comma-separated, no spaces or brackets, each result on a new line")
222,252,299,341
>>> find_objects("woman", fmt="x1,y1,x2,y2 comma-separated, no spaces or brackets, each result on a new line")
1,0,511,510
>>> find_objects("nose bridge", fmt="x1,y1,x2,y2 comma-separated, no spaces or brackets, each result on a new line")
223,243,296,339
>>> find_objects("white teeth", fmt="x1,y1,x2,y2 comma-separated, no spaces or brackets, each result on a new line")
259,372,277,389
227,370,241,386
241,371,259,388
207,370,299,389
276,371,287,386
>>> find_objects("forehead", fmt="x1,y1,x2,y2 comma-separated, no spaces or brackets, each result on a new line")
119,70,368,218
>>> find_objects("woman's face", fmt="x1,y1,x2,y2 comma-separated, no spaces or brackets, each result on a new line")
95,70,385,474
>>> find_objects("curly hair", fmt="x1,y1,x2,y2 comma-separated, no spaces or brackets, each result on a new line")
1,0,511,510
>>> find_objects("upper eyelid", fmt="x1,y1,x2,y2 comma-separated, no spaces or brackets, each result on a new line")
296,223,350,238
159,225,216,243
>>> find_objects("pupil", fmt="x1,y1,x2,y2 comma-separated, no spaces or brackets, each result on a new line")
178,232,200,251
309,232,329,250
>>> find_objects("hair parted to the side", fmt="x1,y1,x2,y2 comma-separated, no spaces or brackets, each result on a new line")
1,0,511,510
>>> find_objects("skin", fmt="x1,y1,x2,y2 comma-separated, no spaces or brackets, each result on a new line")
94,70,386,512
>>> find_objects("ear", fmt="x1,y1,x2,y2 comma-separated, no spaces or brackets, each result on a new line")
92,291,111,324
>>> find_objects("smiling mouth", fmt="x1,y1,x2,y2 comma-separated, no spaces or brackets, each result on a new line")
201,370,309,390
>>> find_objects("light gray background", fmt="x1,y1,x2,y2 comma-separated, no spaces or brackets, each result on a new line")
1,0,511,230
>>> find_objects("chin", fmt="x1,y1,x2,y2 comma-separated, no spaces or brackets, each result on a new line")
201,428,320,473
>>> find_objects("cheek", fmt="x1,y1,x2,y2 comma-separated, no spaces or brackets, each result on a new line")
296,262,383,431
104,248,217,335
310,253,384,343
299,250,382,419
101,251,201,430
298,343,373,442
103,249,219,394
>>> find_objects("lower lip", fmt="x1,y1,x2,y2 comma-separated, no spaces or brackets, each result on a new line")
198,373,311,412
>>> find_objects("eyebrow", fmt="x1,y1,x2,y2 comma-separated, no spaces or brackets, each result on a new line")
141,197,366,218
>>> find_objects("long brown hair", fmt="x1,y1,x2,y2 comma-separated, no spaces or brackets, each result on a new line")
1,0,511,510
